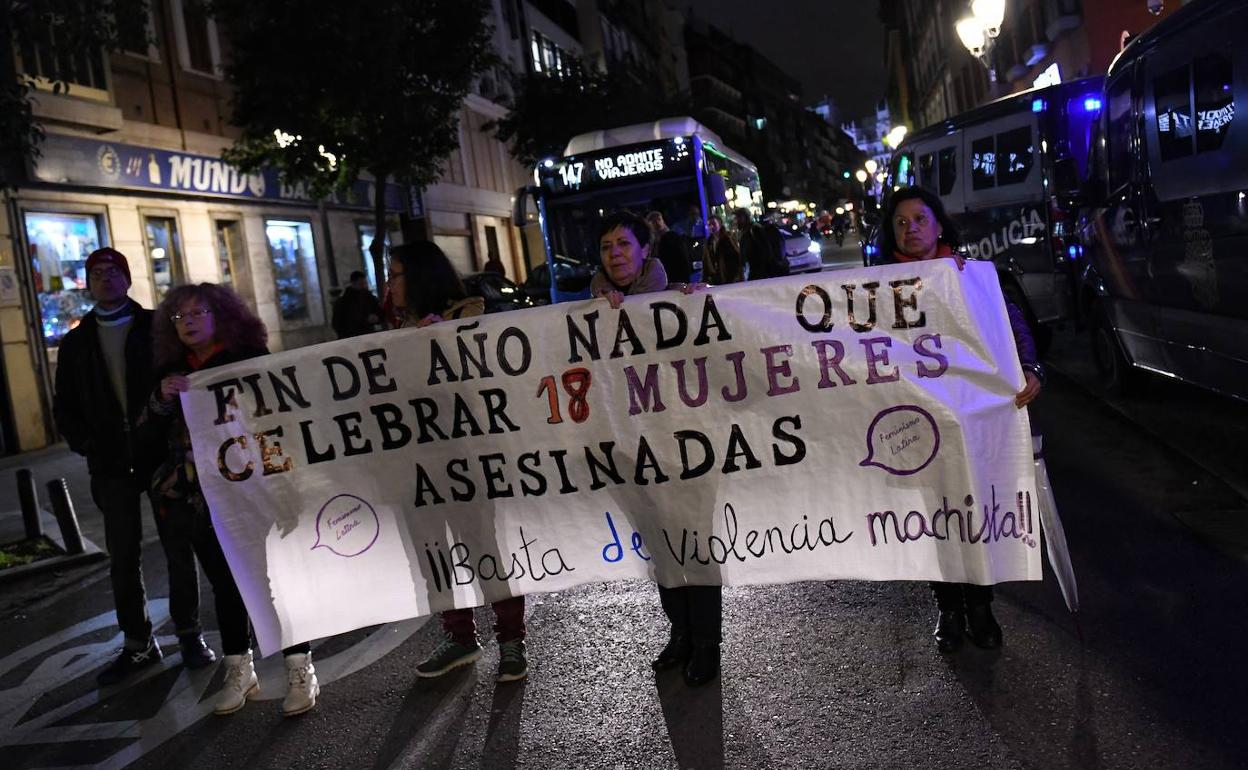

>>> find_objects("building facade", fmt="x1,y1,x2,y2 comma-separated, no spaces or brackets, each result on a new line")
0,0,539,455
880,0,1190,132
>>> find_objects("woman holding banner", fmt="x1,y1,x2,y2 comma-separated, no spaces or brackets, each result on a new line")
877,187,1044,653
387,241,530,684
141,283,320,716
593,210,721,686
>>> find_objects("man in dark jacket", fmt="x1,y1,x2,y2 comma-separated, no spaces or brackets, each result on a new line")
732,208,788,280
331,270,383,338
53,247,211,685
645,211,693,284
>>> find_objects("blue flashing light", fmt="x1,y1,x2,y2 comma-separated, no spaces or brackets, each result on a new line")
1083,96,1102,112
864,244,877,256
1067,244,1082,260
1031,98,1046,113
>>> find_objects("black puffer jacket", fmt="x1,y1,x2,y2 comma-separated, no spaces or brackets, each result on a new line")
52,301,160,479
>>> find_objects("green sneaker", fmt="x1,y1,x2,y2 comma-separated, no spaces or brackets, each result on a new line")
415,637,482,678
496,639,528,683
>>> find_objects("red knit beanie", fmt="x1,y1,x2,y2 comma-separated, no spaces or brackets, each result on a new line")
85,247,132,284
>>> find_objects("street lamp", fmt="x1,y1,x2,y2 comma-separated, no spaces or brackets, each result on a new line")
864,159,878,175
957,0,1006,91
971,0,1005,37
854,169,868,183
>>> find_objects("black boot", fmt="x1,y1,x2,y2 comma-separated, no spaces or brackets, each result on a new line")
933,610,965,652
965,603,1003,649
179,634,217,669
683,643,720,687
651,633,691,671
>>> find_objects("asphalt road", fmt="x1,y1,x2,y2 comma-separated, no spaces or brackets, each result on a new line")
2,325,1246,769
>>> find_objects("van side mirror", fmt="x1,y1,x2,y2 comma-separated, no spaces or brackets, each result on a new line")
706,173,728,206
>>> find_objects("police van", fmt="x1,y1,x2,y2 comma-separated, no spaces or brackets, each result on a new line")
1075,0,1247,401
873,76,1105,349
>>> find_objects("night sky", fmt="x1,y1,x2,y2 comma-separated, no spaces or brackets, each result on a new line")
680,0,887,125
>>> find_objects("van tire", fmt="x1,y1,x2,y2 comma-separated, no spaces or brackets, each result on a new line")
1089,301,1135,395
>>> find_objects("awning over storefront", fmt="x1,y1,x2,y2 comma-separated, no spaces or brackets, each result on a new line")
28,134,415,214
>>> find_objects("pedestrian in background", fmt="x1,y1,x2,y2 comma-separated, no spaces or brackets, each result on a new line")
702,213,742,284
877,186,1044,652
52,247,211,685
732,208,787,280
142,283,320,716
645,210,692,284
594,210,721,686
389,241,529,683
331,270,383,338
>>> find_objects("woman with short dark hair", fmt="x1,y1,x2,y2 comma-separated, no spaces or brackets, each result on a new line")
878,187,1044,652
144,283,319,716
594,210,720,686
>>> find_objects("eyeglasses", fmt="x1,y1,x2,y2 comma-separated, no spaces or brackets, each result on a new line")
170,308,212,323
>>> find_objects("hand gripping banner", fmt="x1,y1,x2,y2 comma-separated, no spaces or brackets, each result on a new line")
184,261,1040,655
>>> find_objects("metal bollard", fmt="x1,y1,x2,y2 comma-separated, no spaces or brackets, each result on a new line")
16,468,43,540
45,478,85,555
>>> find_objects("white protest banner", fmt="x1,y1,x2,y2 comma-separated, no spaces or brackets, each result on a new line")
184,260,1040,655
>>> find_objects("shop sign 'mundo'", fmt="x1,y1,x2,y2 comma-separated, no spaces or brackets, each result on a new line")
29,134,409,212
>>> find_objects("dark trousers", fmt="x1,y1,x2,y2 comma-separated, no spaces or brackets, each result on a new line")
441,596,526,646
658,585,722,645
90,474,201,646
930,582,994,612
170,498,309,658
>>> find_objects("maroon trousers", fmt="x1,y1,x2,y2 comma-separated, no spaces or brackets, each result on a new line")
441,596,526,645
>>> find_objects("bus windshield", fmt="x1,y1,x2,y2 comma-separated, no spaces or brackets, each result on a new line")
532,130,762,302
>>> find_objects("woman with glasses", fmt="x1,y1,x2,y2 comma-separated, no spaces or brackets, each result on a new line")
139,283,320,716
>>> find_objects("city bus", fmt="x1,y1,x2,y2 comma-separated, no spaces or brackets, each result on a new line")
514,117,765,304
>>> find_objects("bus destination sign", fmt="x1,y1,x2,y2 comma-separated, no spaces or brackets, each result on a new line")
541,138,694,195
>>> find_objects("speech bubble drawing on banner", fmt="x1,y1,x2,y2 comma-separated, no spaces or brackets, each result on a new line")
860,405,940,476
312,494,380,557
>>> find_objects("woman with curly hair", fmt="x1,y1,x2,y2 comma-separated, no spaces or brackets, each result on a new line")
140,283,319,716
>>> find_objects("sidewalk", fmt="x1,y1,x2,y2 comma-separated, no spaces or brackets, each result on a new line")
0,443,145,611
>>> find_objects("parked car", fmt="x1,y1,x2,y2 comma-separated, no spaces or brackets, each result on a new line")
868,75,1106,354
462,272,537,314
1075,0,1247,400
778,225,822,274
521,257,595,305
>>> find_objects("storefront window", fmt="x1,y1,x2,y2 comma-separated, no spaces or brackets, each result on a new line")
215,219,244,288
266,220,314,321
143,216,183,304
356,224,388,293
24,212,102,347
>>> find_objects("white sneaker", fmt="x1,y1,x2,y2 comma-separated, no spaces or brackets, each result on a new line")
282,652,319,716
214,651,259,715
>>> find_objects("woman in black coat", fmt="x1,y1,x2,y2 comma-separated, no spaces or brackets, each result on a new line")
877,187,1044,652
141,283,320,715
